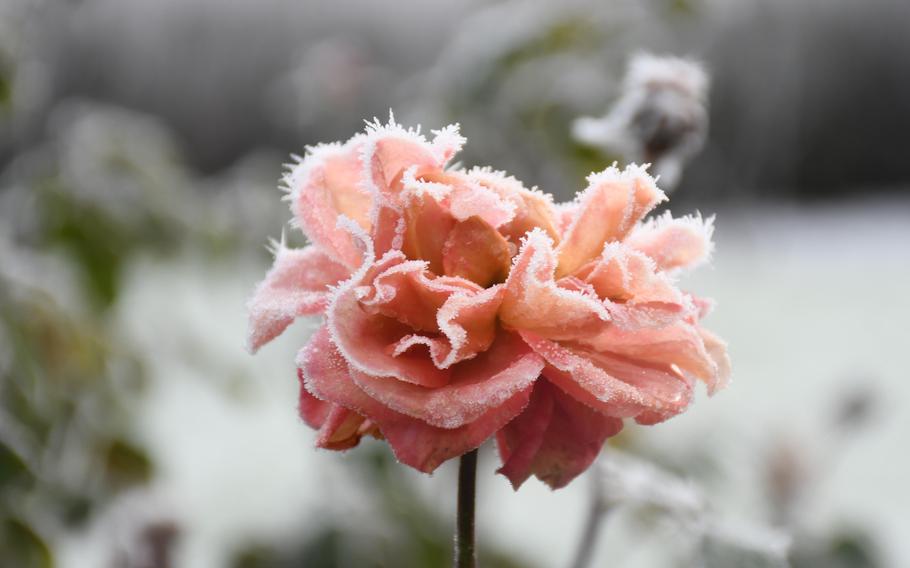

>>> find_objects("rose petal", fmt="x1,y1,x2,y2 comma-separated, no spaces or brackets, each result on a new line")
299,371,375,450
299,326,532,473
497,381,623,489
431,171,517,229
351,331,543,428
361,119,458,199
699,327,731,395
464,167,561,244
246,245,350,352
387,283,506,371
626,211,715,271
581,321,720,391
359,255,478,332
495,381,554,489
443,216,513,287
286,140,372,269
400,190,456,274
556,164,666,278
575,242,689,329
298,382,332,430
500,229,610,340
329,234,511,386
315,405,369,450
328,250,453,388
520,332,691,421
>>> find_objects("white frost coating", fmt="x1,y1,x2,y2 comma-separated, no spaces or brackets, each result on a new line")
352,112,467,255
279,136,373,269
433,284,503,369
597,241,683,308
461,165,554,205
449,178,517,228
430,123,467,164
627,210,716,272
400,165,452,202
625,53,709,102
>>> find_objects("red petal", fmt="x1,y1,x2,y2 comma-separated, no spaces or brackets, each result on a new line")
497,381,623,489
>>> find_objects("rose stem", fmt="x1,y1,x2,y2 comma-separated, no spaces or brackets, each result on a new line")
455,448,478,568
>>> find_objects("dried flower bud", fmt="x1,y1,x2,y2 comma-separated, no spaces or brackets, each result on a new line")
573,53,709,190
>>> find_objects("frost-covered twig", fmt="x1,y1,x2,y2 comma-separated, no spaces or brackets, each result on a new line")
571,449,791,568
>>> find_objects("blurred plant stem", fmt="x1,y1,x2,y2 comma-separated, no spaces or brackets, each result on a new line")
455,449,478,568
568,469,607,568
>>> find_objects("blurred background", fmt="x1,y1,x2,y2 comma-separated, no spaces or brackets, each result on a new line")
1,0,909,566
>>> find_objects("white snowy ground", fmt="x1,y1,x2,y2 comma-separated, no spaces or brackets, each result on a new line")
56,197,910,568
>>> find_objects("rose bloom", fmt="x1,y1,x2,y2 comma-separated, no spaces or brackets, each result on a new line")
247,117,729,489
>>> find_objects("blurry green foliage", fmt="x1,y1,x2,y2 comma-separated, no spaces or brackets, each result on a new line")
450,16,602,117
499,17,600,72
0,517,53,568
0,55,11,113
0,443,29,489
0,73,10,113
0,277,154,565
790,531,881,568
36,180,179,309
668,0,697,16
103,438,154,489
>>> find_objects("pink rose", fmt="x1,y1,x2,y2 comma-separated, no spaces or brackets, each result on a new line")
247,117,729,489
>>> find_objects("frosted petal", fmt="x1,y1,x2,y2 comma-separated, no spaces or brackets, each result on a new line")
351,331,543,428
556,164,666,277
299,326,532,473
627,211,715,271
286,140,372,268
500,229,610,340
464,167,560,243
520,332,691,422
497,381,623,489
246,245,350,352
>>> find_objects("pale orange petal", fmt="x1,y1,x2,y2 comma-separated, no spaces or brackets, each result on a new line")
626,211,715,271
556,164,666,278
286,140,372,268
500,229,610,340
442,216,513,287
